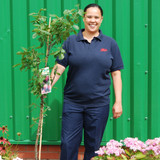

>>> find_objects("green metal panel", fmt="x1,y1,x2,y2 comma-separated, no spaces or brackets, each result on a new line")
113,0,131,141
132,0,149,141
12,0,30,141
0,0,14,138
0,0,160,145
149,0,160,138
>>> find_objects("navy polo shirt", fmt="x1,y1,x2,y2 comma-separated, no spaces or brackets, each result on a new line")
56,29,124,106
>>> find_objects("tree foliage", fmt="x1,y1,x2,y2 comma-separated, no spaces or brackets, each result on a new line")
14,6,83,98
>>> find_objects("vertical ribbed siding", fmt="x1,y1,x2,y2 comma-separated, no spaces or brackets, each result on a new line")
133,0,148,141
115,0,131,141
148,0,152,139
150,0,160,138
0,0,14,138
10,0,15,139
0,0,160,145
130,0,135,138
12,0,30,141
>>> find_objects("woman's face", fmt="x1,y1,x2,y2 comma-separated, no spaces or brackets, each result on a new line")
83,7,103,34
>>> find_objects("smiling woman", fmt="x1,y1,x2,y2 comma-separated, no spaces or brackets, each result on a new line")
83,6,103,42
51,3,124,160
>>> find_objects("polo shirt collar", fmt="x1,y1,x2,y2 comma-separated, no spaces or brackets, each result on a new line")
76,29,103,41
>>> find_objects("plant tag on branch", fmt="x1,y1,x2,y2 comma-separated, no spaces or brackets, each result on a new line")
40,67,51,94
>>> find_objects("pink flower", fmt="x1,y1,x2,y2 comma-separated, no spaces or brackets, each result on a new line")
146,138,160,146
0,137,5,144
0,146,6,154
145,138,160,155
95,139,125,157
107,139,123,147
95,137,160,160
122,137,146,152
0,126,8,134
95,146,106,155
0,137,11,145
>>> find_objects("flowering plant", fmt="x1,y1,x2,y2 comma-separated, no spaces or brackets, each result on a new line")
0,125,22,160
93,137,160,160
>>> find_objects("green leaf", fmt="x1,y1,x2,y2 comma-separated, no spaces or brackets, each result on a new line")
39,17,46,22
32,28,40,32
39,77,44,84
32,68,38,72
121,154,128,160
78,9,84,16
73,30,77,34
125,149,131,156
32,117,39,122
74,18,79,24
29,12,37,16
32,33,37,39
61,48,66,54
36,46,42,49
20,66,25,71
17,51,23,55
135,152,146,159
12,63,21,68
73,24,79,30
23,51,31,55
39,29,51,35
2,157,9,160
30,123,35,128
21,47,28,52
66,15,70,21
58,53,64,60
52,50,60,56
39,8,46,12
50,14,59,18
63,9,70,15
69,20,74,25
33,24,40,27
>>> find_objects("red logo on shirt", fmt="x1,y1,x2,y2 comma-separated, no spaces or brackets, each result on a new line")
100,48,108,52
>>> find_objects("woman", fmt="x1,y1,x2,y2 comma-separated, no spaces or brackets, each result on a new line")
51,3,124,160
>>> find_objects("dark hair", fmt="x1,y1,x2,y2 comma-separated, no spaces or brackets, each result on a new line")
84,3,103,16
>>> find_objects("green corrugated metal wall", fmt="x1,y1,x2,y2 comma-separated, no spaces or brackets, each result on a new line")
0,0,160,145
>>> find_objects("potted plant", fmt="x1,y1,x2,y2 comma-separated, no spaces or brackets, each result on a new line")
14,6,83,160
93,137,160,160
0,125,22,160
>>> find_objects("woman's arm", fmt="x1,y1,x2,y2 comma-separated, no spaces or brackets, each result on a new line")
51,63,66,87
111,70,123,119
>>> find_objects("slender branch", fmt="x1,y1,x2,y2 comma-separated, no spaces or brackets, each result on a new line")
35,65,41,160
39,115,43,160
35,107,41,160
38,17,52,160
45,17,51,67
39,96,44,160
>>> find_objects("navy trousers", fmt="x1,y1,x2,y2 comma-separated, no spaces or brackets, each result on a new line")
60,102,110,160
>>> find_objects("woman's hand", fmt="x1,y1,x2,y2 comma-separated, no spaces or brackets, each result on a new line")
112,102,122,119
51,63,66,88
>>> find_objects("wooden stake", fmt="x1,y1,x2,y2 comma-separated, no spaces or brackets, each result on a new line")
39,105,44,160
38,17,52,160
